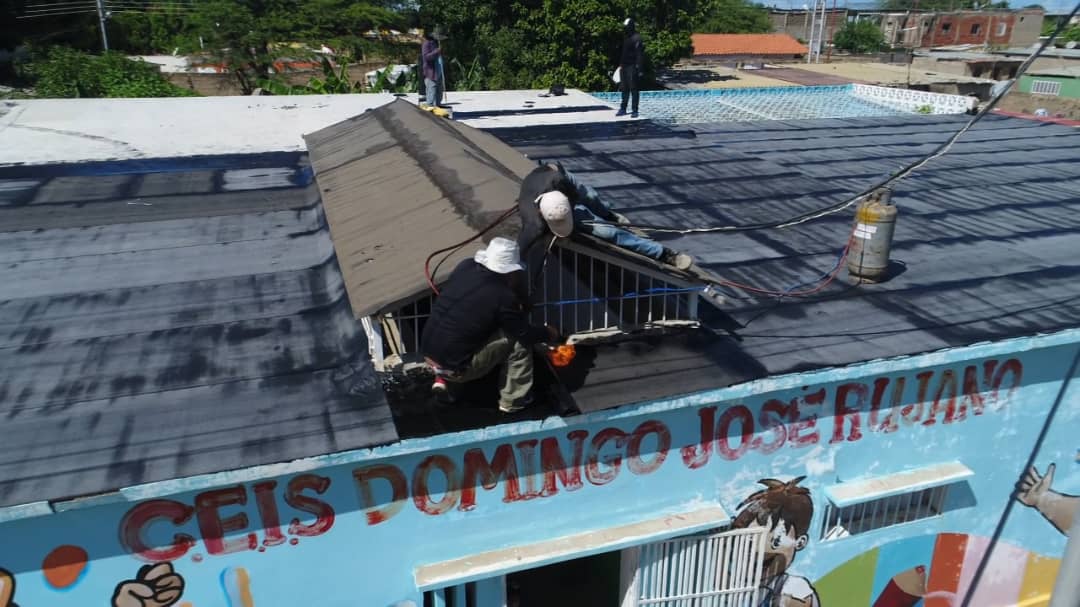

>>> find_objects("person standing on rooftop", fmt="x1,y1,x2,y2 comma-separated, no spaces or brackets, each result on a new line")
617,17,644,118
421,29,445,108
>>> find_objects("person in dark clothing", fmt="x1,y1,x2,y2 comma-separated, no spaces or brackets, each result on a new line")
617,18,644,117
515,163,693,270
421,237,559,412
421,31,445,107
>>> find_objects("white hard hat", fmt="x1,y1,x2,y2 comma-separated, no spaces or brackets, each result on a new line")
474,237,525,274
537,191,573,238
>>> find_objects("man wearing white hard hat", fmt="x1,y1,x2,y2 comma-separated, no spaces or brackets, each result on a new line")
518,163,693,270
421,237,560,412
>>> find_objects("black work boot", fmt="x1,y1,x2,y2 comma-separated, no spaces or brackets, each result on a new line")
660,247,693,271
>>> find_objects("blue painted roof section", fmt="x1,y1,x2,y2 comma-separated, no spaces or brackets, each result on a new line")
492,114,1080,375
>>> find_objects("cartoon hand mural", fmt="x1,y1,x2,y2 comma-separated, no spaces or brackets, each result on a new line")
1016,463,1078,536
0,568,16,607
111,563,185,607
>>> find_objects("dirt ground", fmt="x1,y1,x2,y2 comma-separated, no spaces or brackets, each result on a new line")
996,91,1080,120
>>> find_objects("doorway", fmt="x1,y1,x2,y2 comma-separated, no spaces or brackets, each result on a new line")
506,550,621,607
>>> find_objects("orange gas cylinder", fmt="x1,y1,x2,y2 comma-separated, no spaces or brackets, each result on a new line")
548,344,576,367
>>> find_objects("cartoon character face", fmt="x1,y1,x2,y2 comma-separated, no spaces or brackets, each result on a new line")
732,477,814,583
748,515,810,580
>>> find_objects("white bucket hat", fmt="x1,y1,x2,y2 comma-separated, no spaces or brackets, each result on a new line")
537,191,573,238
474,237,525,274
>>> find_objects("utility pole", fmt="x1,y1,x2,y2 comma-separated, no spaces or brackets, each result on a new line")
95,0,109,51
1049,504,1080,607
815,0,828,63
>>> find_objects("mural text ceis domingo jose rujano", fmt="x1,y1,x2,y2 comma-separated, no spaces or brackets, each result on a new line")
119,357,1023,562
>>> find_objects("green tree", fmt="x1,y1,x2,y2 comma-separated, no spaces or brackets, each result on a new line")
833,19,886,53
695,0,772,34
183,0,403,94
421,0,699,92
27,46,196,97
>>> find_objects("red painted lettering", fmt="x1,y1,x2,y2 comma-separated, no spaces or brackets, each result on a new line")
460,444,522,511
789,389,824,447
285,474,334,537
195,486,256,556
412,455,460,515
516,440,541,499
716,405,754,460
586,428,627,485
753,399,791,454
961,364,986,417
832,382,867,443
541,430,587,497
119,500,196,563
253,481,286,547
902,371,935,424
924,370,958,426
353,464,407,526
991,358,1022,408
872,377,903,433
680,406,716,469
626,421,671,475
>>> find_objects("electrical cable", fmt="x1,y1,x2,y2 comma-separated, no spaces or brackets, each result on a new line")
424,206,518,295
616,3,1080,236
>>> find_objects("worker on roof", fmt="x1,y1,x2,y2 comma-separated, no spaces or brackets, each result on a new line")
517,162,693,270
420,28,446,108
617,18,644,118
421,237,560,413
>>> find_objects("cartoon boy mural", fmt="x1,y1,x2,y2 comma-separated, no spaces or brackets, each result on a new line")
732,477,821,607
1016,463,1078,536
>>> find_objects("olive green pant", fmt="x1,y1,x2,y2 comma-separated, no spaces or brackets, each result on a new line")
447,331,534,409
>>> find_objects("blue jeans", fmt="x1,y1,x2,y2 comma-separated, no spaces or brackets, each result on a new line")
573,205,663,259
424,78,442,107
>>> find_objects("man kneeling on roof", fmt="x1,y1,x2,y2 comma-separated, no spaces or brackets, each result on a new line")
421,237,561,413
518,162,693,271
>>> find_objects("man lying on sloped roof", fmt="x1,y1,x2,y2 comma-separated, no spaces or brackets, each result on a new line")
516,162,693,271
421,237,561,413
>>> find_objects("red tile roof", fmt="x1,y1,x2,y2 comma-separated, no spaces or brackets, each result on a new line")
692,33,809,57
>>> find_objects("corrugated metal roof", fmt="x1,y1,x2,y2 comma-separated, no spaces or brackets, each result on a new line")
692,33,808,57
493,114,1080,377
0,154,397,509
1028,65,1080,78
304,99,536,318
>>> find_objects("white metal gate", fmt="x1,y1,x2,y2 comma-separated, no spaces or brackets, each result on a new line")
624,528,766,607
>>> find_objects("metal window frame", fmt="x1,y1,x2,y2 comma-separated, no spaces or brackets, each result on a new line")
625,526,766,607
379,242,704,361
1030,79,1062,97
820,484,951,542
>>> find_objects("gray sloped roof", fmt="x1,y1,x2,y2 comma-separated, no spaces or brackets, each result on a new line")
0,155,397,509
492,114,1080,377
304,99,537,318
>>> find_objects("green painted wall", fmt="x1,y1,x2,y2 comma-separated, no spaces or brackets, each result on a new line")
1018,74,1080,98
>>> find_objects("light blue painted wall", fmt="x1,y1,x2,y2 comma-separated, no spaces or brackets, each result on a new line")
1,329,1077,607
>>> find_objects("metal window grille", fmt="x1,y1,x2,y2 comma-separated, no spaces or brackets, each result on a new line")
1030,80,1061,96
530,242,699,338
631,527,766,607
423,582,476,607
819,485,950,542
379,243,701,360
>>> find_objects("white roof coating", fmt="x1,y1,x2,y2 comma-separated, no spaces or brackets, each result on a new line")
1,90,643,165
0,94,395,166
